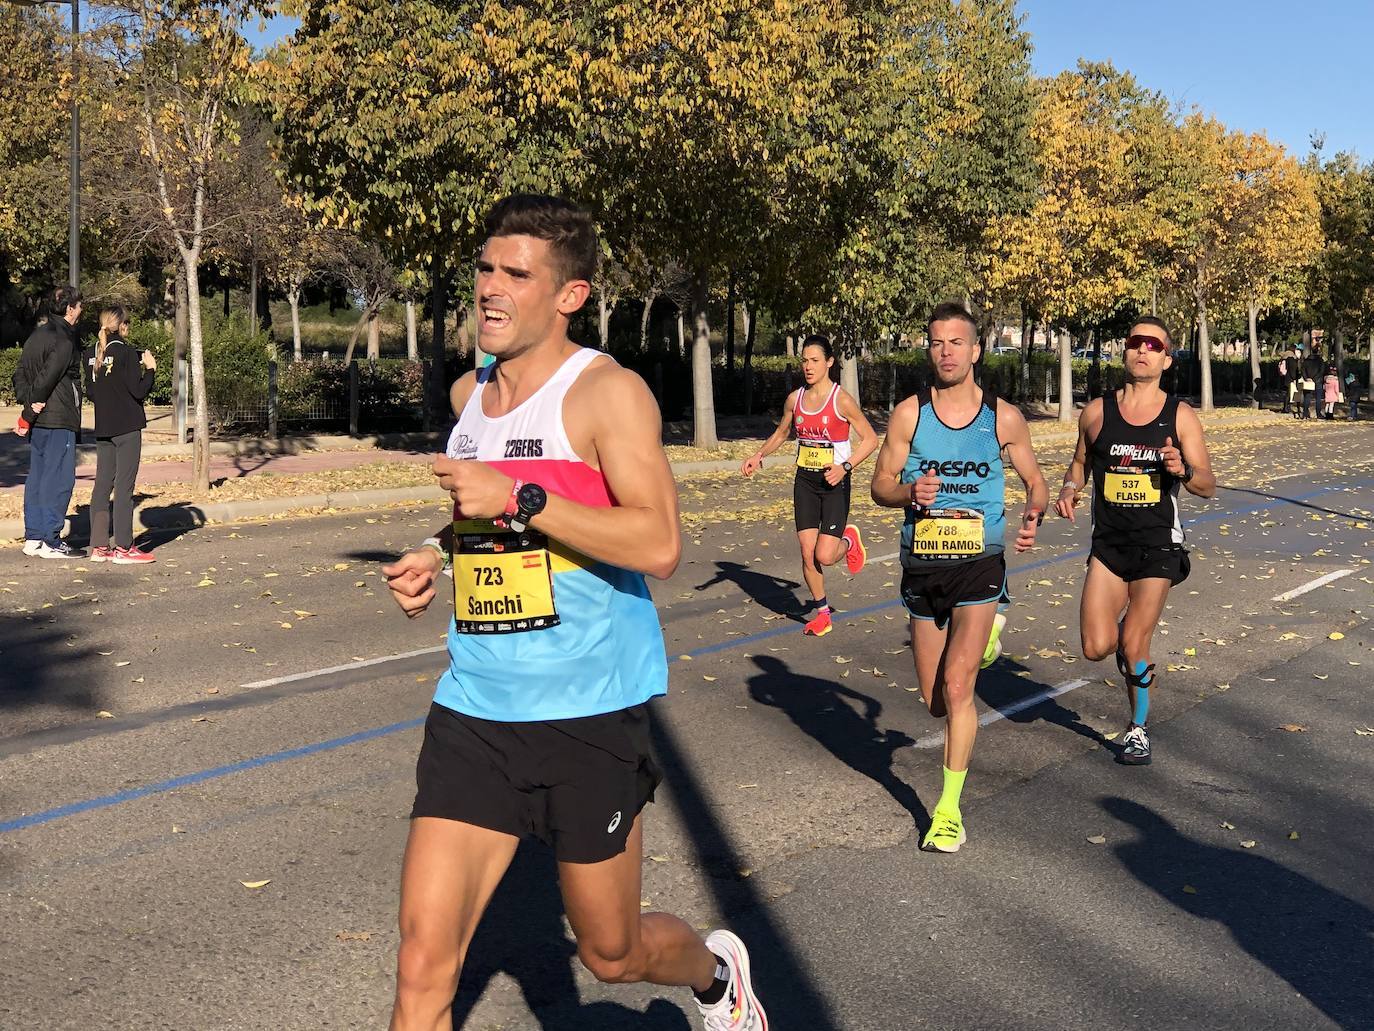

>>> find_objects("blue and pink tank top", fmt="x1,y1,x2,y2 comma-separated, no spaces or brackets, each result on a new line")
435,347,668,721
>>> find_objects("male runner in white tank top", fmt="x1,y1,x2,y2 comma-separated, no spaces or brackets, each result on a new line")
382,196,766,1030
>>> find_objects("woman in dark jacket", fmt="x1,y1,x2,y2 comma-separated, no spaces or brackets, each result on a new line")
83,305,157,563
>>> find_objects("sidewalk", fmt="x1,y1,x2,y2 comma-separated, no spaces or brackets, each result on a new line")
0,405,1304,540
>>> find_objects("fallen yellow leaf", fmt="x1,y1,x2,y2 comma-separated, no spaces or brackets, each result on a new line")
239,879,271,889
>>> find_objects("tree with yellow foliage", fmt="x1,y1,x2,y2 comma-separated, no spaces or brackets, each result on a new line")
987,63,1172,421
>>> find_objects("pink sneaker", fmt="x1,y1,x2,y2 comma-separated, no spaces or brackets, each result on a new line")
112,545,155,565
88,546,115,562
842,523,866,575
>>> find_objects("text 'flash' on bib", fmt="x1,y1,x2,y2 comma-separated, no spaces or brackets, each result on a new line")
452,520,559,634
1104,467,1162,507
909,509,985,558
797,441,835,471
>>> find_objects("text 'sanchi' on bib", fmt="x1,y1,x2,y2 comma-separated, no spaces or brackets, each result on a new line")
1104,466,1161,507
797,440,835,471
910,508,985,558
452,519,559,634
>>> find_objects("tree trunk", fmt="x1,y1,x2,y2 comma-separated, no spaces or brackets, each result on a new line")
597,287,611,349
344,305,370,364
1019,308,1031,403
248,253,258,337
725,270,736,373
223,283,229,318
742,301,756,416
1247,296,1260,408
1057,328,1074,423
676,308,686,359
288,286,303,361
1197,287,1214,412
366,305,381,360
690,272,718,449
840,349,860,406
429,250,447,418
184,252,211,492
405,299,418,361
1334,329,1345,383
174,263,189,444
639,289,657,353
1368,331,1373,400
786,334,795,358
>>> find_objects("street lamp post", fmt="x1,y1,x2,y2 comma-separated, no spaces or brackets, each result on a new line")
10,0,79,289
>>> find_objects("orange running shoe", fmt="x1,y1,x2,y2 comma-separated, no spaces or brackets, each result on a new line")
803,609,832,636
842,524,866,575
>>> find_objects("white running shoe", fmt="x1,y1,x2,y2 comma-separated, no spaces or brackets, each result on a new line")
696,929,768,1030
34,540,80,560
22,539,43,556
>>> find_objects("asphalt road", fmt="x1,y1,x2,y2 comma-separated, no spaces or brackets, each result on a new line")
2,419,1372,1031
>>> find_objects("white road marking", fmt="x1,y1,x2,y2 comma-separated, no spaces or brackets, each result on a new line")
912,678,1091,750
1271,569,1355,603
238,645,447,690
873,551,901,564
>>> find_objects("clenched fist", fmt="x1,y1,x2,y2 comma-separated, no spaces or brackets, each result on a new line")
382,547,444,619
433,456,515,519
909,467,940,508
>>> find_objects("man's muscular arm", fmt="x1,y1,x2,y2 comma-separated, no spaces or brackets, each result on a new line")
871,397,921,508
431,363,681,580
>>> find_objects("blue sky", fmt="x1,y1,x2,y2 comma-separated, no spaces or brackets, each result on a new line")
247,2,1371,162
1024,0,1371,160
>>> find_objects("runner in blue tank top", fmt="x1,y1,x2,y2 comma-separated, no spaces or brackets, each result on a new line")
871,302,1048,854
381,196,766,1030
1054,316,1216,766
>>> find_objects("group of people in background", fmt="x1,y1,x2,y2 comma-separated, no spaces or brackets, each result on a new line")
11,285,156,563
1279,342,1362,420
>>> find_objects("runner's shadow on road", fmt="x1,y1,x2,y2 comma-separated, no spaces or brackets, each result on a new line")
1103,797,1374,1029
450,842,692,1030
977,657,1115,756
747,654,930,832
694,561,806,619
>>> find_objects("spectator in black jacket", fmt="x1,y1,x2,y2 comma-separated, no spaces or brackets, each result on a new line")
1300,347,1323,420
83,305,157,564
16,285,84,559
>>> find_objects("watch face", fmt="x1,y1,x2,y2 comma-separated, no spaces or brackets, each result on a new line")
517,483,546,511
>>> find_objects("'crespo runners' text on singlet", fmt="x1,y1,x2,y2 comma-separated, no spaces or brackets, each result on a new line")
792,383,851,474
435,347,668,722
899,388,1005,570
1089,391,1184,548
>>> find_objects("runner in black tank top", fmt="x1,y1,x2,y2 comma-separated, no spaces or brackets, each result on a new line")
1055,317,1216,766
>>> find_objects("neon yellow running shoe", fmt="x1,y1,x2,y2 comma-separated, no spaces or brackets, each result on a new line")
921,809,966,853
980,611,1007,670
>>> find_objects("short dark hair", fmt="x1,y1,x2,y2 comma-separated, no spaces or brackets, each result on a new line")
483,194,599,285
800,334,833,359
1130,315,1173,348
927,301,977,340
47,284,82,318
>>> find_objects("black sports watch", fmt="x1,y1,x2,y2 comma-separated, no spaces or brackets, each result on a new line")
1180,460,1195,485
509,482,547,533
841,461,853,473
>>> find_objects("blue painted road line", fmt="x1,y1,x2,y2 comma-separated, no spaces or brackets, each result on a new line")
3,474,1369,836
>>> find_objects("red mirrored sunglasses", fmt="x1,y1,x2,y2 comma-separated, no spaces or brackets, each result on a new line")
1124,334,1169,353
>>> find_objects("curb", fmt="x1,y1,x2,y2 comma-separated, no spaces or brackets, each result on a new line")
0,408,1304,541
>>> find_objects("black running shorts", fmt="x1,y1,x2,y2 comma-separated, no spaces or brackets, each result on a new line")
411,702,662,864
793,471,850,536
900,552,1009,630
1090,539,1190,586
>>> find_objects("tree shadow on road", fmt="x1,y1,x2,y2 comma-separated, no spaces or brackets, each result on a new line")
694,560,806,619
1103,796,1374,1030
450,842,692,1030
747,654,929,833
